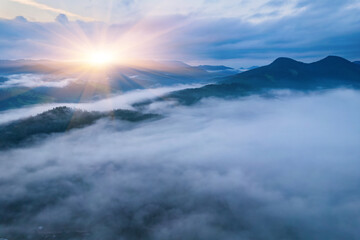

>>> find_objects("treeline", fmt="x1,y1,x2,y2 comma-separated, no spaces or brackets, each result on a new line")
0,106,159,150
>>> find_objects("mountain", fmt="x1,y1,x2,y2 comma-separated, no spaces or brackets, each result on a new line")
198,65,234,71
223,56,360,88
0,106,160,149
0,87,55,111
239,66,259,72
0,59,214,111
354,61,360,65
0,59,210,84
2,56,359,110
198,65,240,77
141,56,360,105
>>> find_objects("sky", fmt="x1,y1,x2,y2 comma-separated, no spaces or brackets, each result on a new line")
0,0,359,67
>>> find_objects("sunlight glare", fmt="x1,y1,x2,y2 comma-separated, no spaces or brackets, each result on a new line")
87,50,116,66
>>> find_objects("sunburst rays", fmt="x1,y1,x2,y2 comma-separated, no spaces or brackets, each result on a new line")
2,2,195,128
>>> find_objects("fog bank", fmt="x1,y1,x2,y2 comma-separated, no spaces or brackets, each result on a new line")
1,89,359,240
0,84,199,124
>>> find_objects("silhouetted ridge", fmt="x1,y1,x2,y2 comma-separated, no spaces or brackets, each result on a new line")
0,107,160,149
222,55,360,86
315,55,351,63
270,57,304,67
198,65,234,71
148,56,360,105
0,59,215,111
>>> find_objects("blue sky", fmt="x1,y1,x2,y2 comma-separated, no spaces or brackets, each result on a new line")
0,0,359,67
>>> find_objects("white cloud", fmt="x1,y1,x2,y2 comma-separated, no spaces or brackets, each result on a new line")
0,84,201,124
1,89,360,239
2,0,305,23
8,0,94,21
0,0,359,67
0,74,75,88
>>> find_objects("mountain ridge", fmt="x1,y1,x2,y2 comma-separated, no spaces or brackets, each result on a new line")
0,59,217,111
151,56,360,105
222,55,360,86
0,106,160,149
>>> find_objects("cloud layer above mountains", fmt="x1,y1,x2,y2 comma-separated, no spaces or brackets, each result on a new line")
0,0,359,66
1,89,360,239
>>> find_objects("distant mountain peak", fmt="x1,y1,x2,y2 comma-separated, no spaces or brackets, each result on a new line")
198,65,234,71
270,56,353,67
161,56,360,106
270,57,303,66
323,55,346,60
221,55,360,87
315,56,351,64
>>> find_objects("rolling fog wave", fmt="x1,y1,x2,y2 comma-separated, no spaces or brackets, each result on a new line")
0,84,200,124
0,89,360,240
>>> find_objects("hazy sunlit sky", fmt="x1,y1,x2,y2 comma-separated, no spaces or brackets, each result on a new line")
0,0,359,67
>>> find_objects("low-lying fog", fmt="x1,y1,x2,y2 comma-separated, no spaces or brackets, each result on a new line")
1,88,360,240
0,84,200,124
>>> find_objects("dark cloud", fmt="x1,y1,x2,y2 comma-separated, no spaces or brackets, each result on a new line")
1,89,360,239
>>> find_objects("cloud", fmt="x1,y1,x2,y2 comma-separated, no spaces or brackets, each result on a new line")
9,0,94,21
55,13,69,24
0,74,75,88
3,0,305,23
0,89,360,239
0,0,360,66
0,84,200,124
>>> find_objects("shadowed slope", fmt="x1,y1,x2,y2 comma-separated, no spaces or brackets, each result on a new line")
0,106,160,150
223,56,360,88
158,56,360,105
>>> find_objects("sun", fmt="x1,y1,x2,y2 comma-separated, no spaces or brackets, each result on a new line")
87,50,116,66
